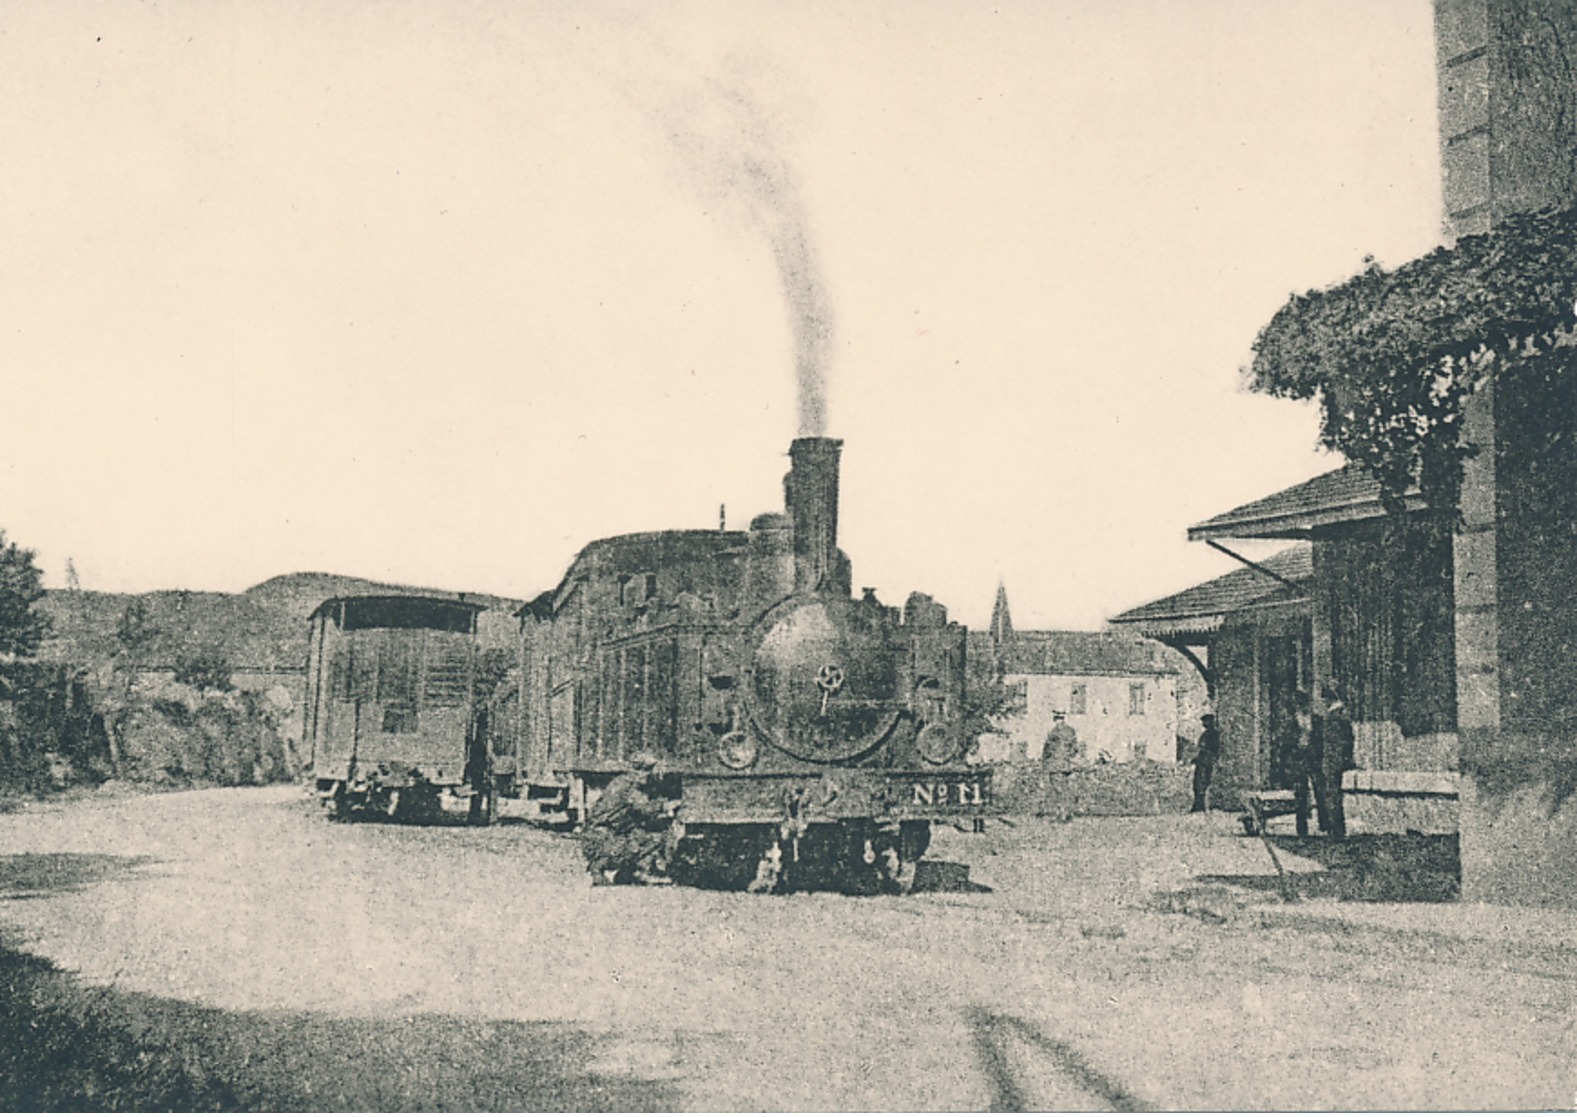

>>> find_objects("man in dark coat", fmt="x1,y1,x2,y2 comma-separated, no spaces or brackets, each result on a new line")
583,753,679,885
1191,713,1221,813
1320,684,1355,839
1042,713,1080,769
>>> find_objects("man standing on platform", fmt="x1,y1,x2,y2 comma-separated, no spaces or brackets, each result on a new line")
1191,713,1222,813
1320,684,1355,839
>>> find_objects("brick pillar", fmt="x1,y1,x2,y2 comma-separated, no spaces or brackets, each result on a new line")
1436,0,1492,235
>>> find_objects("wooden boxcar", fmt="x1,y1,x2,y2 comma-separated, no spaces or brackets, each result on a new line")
305,594,498,822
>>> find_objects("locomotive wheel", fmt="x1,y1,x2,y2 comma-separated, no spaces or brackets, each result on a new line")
878,847,917,895
324,783,352,823
746,841,784,894
670,826,775,891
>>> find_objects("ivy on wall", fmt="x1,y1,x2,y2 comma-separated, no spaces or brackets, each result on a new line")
1245,204,1577,512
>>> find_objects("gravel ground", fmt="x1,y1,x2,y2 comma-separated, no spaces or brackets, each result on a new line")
0,785,1572,1110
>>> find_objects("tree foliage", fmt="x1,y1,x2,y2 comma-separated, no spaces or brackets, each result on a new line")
115,599,160,653
172,643,233,692
0,530,48,661
963,651,1025,749
1246,204,1577,512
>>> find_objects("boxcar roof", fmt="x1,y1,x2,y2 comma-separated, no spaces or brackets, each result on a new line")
310,593,487,630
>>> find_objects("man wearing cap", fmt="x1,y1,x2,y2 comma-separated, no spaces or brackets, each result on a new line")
582,752,680,885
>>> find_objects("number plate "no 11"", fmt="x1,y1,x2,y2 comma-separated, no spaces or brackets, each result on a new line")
910,779,988,808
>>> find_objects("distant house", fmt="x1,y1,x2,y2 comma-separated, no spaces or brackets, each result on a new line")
1110,545,1312,809
974,584,1192,765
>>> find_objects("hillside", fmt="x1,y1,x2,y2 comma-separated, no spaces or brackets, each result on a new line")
38,574,528,673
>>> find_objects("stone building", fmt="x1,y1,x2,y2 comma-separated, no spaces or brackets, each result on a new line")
974,584,1194,766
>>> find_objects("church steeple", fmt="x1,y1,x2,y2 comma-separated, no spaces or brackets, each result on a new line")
990,580,1014,646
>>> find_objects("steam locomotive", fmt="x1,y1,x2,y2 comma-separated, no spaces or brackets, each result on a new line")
508,437,988,891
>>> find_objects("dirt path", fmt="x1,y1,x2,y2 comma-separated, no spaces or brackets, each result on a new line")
1,786,1571,1110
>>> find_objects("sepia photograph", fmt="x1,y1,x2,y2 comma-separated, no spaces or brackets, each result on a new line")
0,0,1573,1110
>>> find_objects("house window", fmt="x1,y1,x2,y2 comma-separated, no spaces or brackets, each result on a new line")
1128,683,1146,716
1069,682,1087,715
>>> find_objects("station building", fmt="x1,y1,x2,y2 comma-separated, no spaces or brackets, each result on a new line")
1113,0,1577,905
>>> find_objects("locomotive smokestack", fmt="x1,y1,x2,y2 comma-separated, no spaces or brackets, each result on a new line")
785,437,845,594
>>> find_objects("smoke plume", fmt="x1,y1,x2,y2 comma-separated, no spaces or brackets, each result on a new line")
657,66,832,436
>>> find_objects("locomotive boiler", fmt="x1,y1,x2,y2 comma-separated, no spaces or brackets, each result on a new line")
513,438,988,891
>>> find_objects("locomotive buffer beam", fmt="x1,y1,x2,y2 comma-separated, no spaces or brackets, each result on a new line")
675,769,991,826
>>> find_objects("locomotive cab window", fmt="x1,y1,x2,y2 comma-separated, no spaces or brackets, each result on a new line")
619,573,659,607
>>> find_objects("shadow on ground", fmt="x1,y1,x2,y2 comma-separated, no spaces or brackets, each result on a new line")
1202,833,1460,903
0,853,157,900
964,1005,1148,1112
0,939,680,1111
913,859,992,894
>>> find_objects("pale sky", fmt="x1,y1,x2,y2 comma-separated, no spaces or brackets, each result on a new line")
1,0,1443,630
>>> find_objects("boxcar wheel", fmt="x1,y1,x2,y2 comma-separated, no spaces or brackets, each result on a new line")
468,786,497,827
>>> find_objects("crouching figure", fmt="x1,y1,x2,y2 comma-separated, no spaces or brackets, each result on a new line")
582,753,681,886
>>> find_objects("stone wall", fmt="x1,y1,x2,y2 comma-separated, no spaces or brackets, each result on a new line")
1437,0,1577,236
1459,772,1577,908
990,761,1192,819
